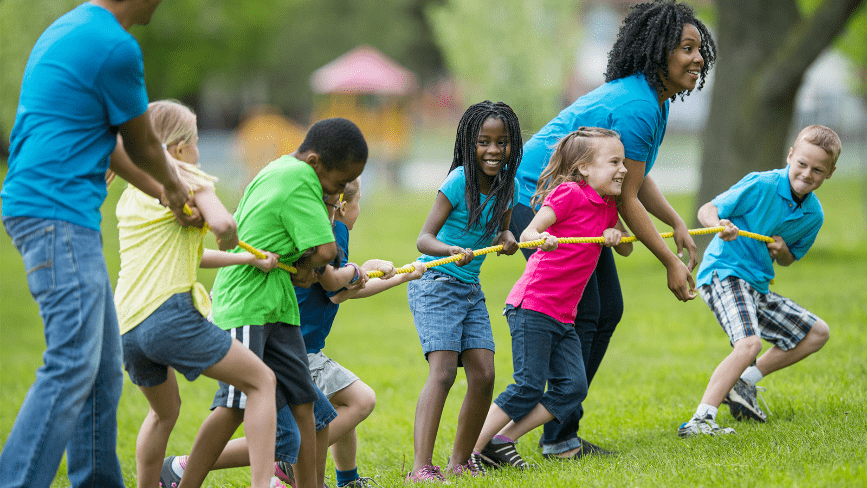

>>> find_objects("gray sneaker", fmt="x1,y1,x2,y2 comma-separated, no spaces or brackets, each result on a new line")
678,415,736,438
725,379,769,422
160,456,182,488
275,461,296,487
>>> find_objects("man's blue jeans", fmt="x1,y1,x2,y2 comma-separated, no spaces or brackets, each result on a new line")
1,217,124,488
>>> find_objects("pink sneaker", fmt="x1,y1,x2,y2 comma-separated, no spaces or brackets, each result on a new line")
274,461,296,487
405,465,449,484
452,452,486,477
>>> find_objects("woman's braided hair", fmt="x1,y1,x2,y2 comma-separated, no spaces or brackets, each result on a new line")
605,0,716,102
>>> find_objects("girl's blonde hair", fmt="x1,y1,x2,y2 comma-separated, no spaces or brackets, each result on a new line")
341,178,361,205
530,127,621,209
148,99,197,147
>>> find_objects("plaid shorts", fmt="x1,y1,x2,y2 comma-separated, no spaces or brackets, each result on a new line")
699,273,817,351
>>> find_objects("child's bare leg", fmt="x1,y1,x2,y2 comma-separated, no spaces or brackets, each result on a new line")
209,437,253,469
331,428,357,472
413,350,459,472
755,319,829,376
699,335,762,406
315,425,329,487
498,403,555,441
473,404,512,452
328,380,375,471
179,407,243,488
197,341,277,488
135,371,181,488
290,402,317,488
447,348,494,471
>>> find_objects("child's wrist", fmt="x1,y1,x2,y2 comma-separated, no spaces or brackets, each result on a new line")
345,262,363,284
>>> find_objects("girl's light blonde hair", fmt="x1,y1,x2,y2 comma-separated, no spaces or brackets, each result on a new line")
530,127,621,209
148,99,197,147
341,178,361,205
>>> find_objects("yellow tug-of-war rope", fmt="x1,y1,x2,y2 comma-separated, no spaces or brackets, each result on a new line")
366,226,774,278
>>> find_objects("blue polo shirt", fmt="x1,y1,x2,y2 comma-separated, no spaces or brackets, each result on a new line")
696,168,824,294
299,221,349,354
517,74,668,207
2,3,149,231
417,167,519,284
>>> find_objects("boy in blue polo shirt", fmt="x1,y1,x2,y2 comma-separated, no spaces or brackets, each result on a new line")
678,125,841,437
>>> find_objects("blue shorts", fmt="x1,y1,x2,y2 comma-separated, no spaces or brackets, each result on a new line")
407,269,495,361
122,292,232,388
274,387,338,464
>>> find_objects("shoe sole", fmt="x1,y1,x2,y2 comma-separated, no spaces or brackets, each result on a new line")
727,390,767,422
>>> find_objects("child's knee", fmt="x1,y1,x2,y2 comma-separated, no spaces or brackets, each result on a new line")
355,382,376,419
809,319,830,347
733,335,762,357
466,363,495,392
430,365,458,391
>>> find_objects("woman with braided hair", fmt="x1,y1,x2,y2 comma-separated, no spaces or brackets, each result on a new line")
508,0,716,460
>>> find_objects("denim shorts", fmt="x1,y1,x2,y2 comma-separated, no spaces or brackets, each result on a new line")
274,386,338,463
308,351,359,398
407,269,495,359
122,292,232,388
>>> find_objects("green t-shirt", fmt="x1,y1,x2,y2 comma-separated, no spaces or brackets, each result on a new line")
212,156,335,329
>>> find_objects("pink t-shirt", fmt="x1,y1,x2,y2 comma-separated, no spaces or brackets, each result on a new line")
506,181,618,323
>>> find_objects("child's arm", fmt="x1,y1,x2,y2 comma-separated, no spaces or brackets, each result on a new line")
613,218,633,256
318,259,398,292
520,206,559,252
697,201,739,241
330,262,426,304
192,186,239,251
494,209,519,256
417,191,474,266
200,249,279,272
767,236,796,266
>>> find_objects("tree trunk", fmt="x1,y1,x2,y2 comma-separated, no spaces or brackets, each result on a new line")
696,0,864,229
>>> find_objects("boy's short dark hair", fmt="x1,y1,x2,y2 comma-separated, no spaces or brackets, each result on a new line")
298,118,368,170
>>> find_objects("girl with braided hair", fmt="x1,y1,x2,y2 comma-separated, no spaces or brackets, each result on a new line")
406,100,522,482
509,0,716,460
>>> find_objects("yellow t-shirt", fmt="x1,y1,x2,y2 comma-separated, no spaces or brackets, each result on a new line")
114,161,217,335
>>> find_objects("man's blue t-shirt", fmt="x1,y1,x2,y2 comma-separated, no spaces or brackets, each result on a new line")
696,168,824,294
517,74,669,207
2,3,149,231
418,167,519,283
299,221,349,354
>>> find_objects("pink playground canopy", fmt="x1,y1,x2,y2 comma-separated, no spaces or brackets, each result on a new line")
310,45,418,96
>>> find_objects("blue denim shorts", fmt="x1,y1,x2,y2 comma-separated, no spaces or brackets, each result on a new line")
274,386,338,464
407,269,495,359
122,292,232,387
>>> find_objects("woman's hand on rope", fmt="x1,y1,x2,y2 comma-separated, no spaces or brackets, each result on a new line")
450,247,475,267
717,219,740,241
361,259,395,281
538,232,558,252
496,230,519,256
673,223,698,272
249,250,280,273
602,227,623,248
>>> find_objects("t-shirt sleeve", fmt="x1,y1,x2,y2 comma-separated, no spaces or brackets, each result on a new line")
440,168,466,208
712,172,764,220
98,38,149,126
610,100,657,163
279,177,335,252
543,183,578,223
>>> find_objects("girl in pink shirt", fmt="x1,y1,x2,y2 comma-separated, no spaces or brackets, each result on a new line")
472,127,630,470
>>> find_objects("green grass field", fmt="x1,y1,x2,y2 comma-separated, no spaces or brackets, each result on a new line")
1,175,866,487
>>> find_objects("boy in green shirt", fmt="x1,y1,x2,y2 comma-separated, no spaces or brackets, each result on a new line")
178,118,368,488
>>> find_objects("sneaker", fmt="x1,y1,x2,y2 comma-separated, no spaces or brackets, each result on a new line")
478,440,528,469
726,379,769,422
451,457,485,478
467,451,487,475
271,477,292,488
542,437,616,460
160,456,182,488
405,465,449,483
275,461,296,487
677,415,736,438
340,477,380,487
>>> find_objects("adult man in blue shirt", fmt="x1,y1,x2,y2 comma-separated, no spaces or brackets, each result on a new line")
0,1,191,486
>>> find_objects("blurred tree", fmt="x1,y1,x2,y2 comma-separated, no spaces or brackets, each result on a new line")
426,0,582,132
835,4,867,102
696,0,865,214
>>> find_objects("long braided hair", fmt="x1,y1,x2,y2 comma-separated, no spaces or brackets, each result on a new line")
605,0,716,102
449,101,522,240
531,127,621,209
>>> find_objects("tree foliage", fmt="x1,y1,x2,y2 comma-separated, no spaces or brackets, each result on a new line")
426,0,582,132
